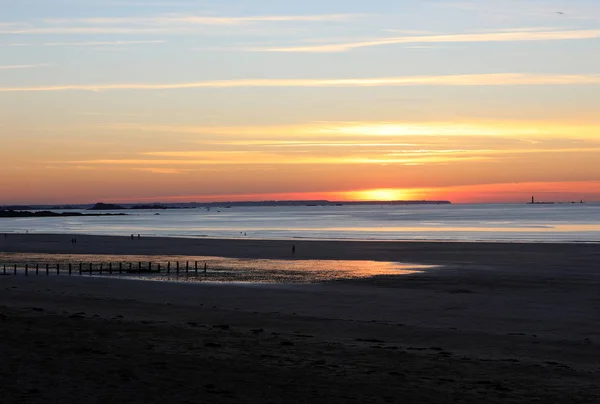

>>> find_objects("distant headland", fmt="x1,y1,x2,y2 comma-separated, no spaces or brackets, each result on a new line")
0,210,127,218
1,200,452,212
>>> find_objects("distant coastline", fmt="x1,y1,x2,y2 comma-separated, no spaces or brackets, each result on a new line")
0,210,127,218
1,199,452,211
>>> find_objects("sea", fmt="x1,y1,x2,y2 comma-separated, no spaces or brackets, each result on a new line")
1,203,599,243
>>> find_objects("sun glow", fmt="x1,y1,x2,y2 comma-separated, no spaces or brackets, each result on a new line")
350,188,417,201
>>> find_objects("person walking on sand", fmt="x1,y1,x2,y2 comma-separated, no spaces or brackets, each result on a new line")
204,262,207,274
292,244,296,255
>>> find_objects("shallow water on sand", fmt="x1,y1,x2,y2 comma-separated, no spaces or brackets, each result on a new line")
0,253,432,284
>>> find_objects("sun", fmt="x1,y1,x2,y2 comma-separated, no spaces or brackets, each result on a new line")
352,188,413,201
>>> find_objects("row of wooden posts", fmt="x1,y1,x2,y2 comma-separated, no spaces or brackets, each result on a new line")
2,261,207,276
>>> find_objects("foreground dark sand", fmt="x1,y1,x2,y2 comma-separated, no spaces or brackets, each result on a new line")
1,234,600,403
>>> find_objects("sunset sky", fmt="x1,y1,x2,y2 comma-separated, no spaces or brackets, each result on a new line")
1,0,599,204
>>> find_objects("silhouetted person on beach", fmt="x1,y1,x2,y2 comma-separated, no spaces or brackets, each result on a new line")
131,234,134,240
292,244,296,255
204,262,207,274
137,234,140,239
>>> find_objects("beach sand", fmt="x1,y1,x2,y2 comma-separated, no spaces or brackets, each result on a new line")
1,234,600,403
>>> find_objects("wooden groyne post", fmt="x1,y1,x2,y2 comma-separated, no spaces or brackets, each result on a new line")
1,260,197,277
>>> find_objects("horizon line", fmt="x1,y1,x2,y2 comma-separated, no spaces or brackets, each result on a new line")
1,199,454,206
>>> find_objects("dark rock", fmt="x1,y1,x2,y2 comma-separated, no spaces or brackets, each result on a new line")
88,202,126,211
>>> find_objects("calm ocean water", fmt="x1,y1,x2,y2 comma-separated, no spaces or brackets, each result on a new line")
1,204,600,243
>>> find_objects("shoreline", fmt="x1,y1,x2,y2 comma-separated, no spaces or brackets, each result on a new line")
2,231,600,245
2,233,599,266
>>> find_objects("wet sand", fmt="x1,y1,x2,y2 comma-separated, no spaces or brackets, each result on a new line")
1,233,599,266
1,234,600,403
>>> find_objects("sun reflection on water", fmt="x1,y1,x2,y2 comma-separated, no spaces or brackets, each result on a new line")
0,253,433,284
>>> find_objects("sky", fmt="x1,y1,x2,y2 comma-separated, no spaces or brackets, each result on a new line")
1,0,599,204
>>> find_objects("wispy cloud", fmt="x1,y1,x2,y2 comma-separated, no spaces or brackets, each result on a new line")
52,144,600,171
145,149,570,158
79,112,148,117
0,13,359,36
55,155,497,166
254,29,600,52
476,27,560,33
108,1,198,6
133,167,191,174
11,40,167,47
73,14,358,25
104,121,600,142
1,73,599,92
383,29,438,35
0,64,48,70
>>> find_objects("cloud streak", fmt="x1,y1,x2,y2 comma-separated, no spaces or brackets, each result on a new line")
1,73,599,92
41,40,165,47
55,155,497,166
133,167,192,174
103,121,600,144
73,14,358,25
255,29,600,52
0,64,47,70
0,14,359,35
